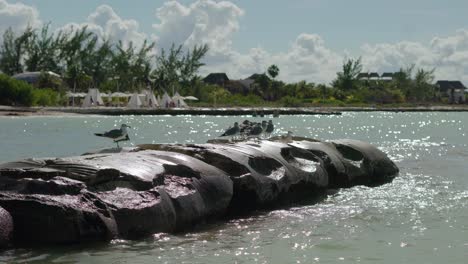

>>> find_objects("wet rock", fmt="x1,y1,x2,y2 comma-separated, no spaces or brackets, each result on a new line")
0,206,13,247
0,137,398,246
0,191,117,245
287,139,399,187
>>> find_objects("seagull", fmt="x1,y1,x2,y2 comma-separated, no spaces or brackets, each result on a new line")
261,120,267,138
239,120,253,138
265,120,274,138
220,122,240,140
94,124,131,148
280,131,294,143
247,123,263,142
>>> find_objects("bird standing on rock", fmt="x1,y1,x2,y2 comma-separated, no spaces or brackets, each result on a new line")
220,122,240,140
248,123,263,141
265,120,274,138
94,124,131,148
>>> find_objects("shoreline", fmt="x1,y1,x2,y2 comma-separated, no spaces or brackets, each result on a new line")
2,105,468,116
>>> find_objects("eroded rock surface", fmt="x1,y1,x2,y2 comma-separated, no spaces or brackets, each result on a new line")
0,138,398,246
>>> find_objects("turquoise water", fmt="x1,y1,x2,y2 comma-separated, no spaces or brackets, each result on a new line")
0,112,467,263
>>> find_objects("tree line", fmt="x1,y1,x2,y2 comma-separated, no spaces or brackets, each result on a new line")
0,25,447,107
0,24,208,94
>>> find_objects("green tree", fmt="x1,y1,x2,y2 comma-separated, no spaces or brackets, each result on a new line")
82,39,113,88
24,24,62,73
208,87,230,106
132,40,156,90
152,43,209,94
59,27,96,91
332,57,363,91
267,64,279,79
0,27,34,75
392,65,414,97
411,68,435,102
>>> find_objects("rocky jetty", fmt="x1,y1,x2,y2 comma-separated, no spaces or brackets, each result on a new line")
0,137,398,247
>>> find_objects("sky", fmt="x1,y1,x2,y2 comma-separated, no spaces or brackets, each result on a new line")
1,0,468,84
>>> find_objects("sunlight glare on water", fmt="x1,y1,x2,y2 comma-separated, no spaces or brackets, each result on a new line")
0,112,467,263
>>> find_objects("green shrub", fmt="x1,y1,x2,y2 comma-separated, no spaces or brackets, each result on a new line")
312,97,345,106
0,74,34,106
223,94,265,106
0,74,59,106
280,96,302,107
32,88,59,106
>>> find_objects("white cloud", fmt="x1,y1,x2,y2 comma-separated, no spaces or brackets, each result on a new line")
59,5,148,48
152,1,342,83
152,1,468,84
0,0,41,39
153,0,244,52
2,0,468,84
201,33,342,83
360,29,468,83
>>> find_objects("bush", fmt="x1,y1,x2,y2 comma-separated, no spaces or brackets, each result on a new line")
312,97,345,106
0,74,59,106
0,74,34,106
32,88,59,106
223,94,265,106
280,96,302,107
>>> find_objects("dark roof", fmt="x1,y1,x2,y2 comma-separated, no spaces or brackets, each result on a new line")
381,72,394,78
369,72,380,78
357,72,369,79
246,73,269,80
203,73,229,84
12,71,61,84
436,80,466,91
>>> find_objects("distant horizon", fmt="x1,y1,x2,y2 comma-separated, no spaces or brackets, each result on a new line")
1,0,468,84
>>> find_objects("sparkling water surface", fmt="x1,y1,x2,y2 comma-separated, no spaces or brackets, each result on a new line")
0,112,467,263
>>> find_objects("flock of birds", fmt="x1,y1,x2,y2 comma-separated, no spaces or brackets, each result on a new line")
94,119,290,148
220,119,275,140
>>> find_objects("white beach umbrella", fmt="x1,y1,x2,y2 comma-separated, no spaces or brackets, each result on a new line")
184,96,199,101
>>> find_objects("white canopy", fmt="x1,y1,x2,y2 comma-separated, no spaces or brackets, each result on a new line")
66,92,87,98
82,88,104,107
172,92,188,108
127,93,143,108
184,96,198,101
160,92,173,108
142,90,159,108
111,92,131,98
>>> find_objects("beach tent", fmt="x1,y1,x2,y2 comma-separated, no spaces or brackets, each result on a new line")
142,90,159,108
157,95,161,106
127,93,143,108
172,92,188,108
82,88,104,107
160,92,174,108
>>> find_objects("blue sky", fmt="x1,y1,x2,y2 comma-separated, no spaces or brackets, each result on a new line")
18,0,468,53
2,0,468,83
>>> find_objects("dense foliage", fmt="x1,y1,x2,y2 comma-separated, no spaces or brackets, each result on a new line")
0,74,60,106
0,25,454,107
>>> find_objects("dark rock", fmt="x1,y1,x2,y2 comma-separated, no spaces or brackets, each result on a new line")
0,206,13,247
0,137,398,246
0,191,117,245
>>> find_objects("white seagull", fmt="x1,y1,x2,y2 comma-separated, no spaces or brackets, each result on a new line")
94,124,131,147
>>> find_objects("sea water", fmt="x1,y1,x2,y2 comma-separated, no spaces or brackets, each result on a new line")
0,112,467,263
